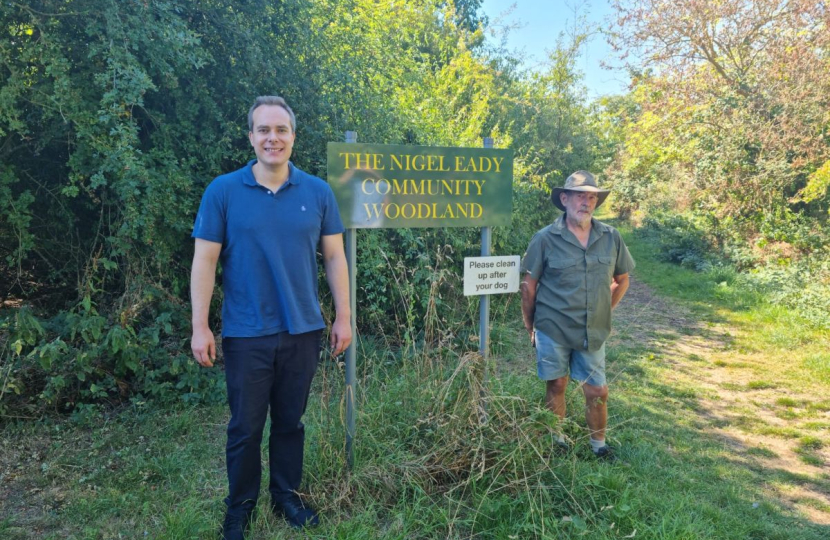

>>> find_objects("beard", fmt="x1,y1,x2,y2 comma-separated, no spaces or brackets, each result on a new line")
566,209,593,228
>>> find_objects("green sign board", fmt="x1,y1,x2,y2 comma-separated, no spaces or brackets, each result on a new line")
327,142,513,228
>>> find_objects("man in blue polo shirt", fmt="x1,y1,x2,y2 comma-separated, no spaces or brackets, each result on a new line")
190,96,351,538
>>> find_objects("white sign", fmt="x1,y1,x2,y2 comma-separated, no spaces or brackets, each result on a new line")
463,255,521,296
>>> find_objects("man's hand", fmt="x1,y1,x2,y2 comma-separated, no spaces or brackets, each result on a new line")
191,238,221,368
321,233,352,357
191,326,216,367
611,273,630,310
521,274,538,348
330,316,352,356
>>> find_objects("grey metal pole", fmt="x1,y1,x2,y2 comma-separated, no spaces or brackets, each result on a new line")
479,137,494,421
479,137,494,360
344,130,357,469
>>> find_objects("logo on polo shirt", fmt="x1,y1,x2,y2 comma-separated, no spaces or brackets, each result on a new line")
301,205,307,211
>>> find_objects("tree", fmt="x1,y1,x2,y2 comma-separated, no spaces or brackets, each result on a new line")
608,0,830,228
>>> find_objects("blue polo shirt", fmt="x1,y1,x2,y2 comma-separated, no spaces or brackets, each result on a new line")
192,160,344,337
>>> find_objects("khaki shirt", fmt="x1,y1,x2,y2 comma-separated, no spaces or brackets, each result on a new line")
521,215,635,351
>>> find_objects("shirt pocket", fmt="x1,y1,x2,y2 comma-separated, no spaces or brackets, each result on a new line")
587,255,614,283
546,257,582,290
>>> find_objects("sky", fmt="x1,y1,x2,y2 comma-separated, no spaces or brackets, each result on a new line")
479,0,629,97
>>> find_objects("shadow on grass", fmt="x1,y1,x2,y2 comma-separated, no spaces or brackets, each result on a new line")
610,363,830,537
600,268,830,537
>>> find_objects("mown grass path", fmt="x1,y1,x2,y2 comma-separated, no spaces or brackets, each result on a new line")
604,221,829,529
608,274,830,524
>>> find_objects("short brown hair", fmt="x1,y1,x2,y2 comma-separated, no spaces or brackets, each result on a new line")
247,96,296,133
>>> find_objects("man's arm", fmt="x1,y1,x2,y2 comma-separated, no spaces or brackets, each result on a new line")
521,274,538,345
611,273,630,309
320,233,352,356
191,238,222,367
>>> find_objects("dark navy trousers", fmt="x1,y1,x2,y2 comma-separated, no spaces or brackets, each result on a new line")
221,329,322,516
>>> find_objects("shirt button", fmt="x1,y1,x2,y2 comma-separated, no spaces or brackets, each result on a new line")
267,191,272,195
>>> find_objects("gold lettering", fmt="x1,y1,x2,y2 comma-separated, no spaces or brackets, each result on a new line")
392,178,407,195
372,153,385,170
390,154,404,171
401,203,416,219
492,156,504,173
352,153,369,169
340,152,354,169
478,157,492,172
384,203,400,219
412,155,425,171
361,178,373,195
470,203,483,218
364,203,382,220
407,179,422,195
455,156,467,172
438,156,451,172
376,180,390,195
472,179,486,196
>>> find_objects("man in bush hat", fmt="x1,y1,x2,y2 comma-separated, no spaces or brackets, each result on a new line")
190,96,351,538
520,170,634,460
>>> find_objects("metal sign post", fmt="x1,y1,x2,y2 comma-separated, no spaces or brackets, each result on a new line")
344,130,357,470
479,137,493,418
479,137,494,361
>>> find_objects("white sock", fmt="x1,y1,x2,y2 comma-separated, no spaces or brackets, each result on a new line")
555,433,567,445
590,437,606,453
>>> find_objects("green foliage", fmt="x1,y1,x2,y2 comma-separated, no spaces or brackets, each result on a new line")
0,0,608,414
739,252,830,331
636,211,718,271
1,292,225,416
607,0,830,279
631,208,830,330
799,159,830,205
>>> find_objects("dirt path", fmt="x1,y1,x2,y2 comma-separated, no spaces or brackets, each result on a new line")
608,276,830,524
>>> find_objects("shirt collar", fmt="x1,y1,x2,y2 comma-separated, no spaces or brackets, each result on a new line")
549,214,610,237
242,160,301,188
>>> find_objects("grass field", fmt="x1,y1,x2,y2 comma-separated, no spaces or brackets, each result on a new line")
2,222,829,539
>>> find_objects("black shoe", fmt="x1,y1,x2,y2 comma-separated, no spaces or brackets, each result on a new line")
553,437,572,454
593,445,617,462
272,494,320,529
220,510,254,540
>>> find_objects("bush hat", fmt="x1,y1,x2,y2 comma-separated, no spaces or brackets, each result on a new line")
551,170,610,212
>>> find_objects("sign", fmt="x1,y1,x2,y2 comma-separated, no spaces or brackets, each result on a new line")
463,256,520,296
327,142,513,228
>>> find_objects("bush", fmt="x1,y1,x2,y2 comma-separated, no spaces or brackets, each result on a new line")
1,295,225,417
633,210,830,329
637,211,718,271
739,251,830,329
